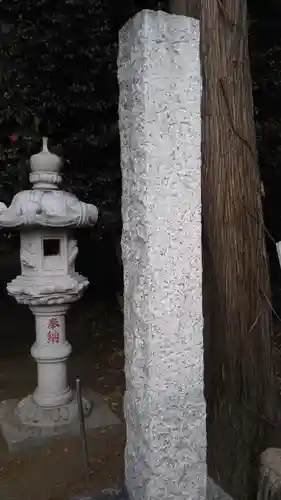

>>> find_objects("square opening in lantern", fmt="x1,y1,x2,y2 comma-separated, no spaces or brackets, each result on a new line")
43,238,61,256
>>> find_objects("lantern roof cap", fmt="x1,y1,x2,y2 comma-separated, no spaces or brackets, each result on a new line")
0,137,99,230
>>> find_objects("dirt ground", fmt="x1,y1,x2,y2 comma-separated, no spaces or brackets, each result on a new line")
0,250,125,500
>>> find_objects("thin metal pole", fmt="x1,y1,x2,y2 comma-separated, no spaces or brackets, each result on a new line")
76,377,90,481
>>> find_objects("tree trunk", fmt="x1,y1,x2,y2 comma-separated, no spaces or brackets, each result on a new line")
201,1,280,499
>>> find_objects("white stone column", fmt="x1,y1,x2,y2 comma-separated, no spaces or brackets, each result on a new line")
30,304,72,407
118,10,205,500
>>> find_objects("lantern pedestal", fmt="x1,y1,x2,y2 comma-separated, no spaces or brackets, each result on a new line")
0,289,121,452
13,302,93,428
0,282,121,454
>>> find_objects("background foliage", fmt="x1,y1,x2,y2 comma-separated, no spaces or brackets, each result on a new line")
1,0,120,229
0,0,166,216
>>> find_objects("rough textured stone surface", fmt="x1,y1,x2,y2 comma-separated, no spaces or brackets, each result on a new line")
118,10,205,500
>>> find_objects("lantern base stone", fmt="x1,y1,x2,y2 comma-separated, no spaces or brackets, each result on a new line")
16,393,92,427
0,389,121,452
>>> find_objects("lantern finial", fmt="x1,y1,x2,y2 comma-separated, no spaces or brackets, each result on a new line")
29,137,62,189
42,137,49,152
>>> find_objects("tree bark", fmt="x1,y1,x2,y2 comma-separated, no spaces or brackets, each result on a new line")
201,1,280,499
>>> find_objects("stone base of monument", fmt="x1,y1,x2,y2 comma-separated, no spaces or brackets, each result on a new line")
0,389,121,452
68,479,233,500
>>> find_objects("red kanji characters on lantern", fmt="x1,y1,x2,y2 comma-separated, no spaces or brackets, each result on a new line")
47,331,60,344
48,317,60,329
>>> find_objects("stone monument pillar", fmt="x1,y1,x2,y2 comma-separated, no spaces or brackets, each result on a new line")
118,10,206,500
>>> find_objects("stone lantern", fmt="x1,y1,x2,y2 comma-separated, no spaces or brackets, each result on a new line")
0,138,119,449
